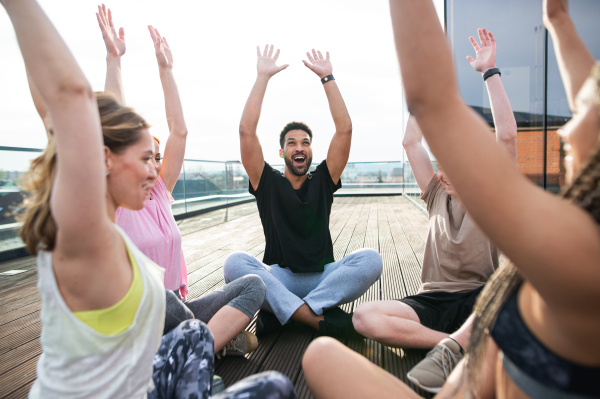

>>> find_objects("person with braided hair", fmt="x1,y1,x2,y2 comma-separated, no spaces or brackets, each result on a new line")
302,0,600,398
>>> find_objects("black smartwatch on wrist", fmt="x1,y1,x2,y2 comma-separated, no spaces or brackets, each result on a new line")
483,68,501,81
321,75,335,84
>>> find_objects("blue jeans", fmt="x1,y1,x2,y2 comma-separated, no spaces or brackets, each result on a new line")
223,249,383,324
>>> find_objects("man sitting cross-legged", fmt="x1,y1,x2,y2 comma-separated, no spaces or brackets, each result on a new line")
223,44,383,339
351,28,518,393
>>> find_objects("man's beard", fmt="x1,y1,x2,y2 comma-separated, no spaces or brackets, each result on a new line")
284,154,313,176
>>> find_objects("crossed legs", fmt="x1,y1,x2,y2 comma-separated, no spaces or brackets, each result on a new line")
353,300,473,350
223,249,383,329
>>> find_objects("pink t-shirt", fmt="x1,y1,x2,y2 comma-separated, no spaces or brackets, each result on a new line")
116,176,188,300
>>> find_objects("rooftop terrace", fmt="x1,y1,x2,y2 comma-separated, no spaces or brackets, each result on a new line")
0,196,437,399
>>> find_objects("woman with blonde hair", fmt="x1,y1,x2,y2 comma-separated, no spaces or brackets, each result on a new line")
302,0,600,398
7,0,294,397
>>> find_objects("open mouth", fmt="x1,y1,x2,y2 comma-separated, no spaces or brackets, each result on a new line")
292,154,307,167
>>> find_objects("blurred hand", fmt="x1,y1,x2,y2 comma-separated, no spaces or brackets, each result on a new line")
96,4,125,58
148,25,173,69
543,0,569,27
256,44,288,78
466,28,496,74
302,49,332,79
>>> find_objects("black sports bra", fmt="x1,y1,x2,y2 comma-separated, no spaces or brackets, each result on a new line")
491,285,600,398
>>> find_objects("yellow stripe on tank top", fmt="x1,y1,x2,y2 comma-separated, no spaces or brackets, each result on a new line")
74,243,144,335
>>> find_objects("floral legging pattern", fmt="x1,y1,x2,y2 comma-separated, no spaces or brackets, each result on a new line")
148,320,296,399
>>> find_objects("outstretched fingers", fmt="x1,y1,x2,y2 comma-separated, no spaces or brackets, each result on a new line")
466,55,475,63
274,48,280,61
469,36,480,52
311,48,318,60
477,28,488,48
306,51,315,63
263,44,269,57
268,44,274,58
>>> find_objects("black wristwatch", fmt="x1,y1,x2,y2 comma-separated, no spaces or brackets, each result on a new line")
483,68,501,81
321,75,335,84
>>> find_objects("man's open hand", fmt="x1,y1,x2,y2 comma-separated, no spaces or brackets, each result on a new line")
466,28,496,74
302,49,332,79
257,45,288,78
148,25,173,69
96,4,125,59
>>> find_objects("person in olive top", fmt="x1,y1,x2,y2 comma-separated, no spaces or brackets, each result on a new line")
223,45,383,338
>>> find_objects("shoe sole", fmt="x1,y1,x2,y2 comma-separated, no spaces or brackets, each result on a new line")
406,373,442,394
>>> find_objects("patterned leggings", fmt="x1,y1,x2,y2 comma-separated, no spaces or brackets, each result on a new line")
148,320,296,399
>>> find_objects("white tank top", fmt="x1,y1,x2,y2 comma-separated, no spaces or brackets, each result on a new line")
30,226,166,399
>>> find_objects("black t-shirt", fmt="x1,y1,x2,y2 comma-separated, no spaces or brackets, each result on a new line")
250,160,341,273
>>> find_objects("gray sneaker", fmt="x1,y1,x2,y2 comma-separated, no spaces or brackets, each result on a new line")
407,338,464,393
218,331,258,358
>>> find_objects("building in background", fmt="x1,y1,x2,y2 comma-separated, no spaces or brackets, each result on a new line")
444,0,600,192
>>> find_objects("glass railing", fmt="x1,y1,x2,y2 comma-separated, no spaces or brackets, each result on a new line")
0,147,44,254
0,146,428,256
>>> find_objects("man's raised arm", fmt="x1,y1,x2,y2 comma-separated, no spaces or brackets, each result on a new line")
303,50,351,185
403,116,435,193
240,45,288,191
467,28,518,164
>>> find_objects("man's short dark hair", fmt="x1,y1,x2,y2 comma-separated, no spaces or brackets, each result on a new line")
279,122,313,149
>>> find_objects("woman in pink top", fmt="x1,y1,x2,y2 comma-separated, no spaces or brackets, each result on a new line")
94,6,265,357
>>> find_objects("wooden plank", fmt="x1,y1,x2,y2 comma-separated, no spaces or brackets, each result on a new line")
0,197,437,399
0,356,37,398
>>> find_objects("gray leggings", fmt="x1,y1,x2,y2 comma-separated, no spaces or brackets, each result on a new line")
164,274,266,335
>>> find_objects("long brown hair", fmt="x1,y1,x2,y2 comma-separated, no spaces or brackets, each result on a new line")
465,62,600,396
19,92,150,255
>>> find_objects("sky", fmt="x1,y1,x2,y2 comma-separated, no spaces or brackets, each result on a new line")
0,0,444,170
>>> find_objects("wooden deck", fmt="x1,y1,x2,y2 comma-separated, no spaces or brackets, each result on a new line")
0,196,433,399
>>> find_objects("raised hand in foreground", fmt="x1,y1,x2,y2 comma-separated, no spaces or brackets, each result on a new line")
96,4,125,59
302,49,332,79
256,44,288,78
466,28,496,74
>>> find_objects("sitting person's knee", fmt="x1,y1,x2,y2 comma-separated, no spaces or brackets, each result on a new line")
223,251,253,280
303,337,345,372
172,319,214,345
352,302,379,337
354,248,383,278
244,274,267,302
239,274,267,310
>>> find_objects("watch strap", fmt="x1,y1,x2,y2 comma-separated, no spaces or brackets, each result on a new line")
483,68,501,81
321,74,335,84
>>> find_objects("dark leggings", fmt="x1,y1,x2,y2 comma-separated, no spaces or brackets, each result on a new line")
148,320,296,399
164,275,266,335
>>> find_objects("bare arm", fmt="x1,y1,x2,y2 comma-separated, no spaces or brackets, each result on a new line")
467,28,518,164
240,45,288,191
148,26,187,193
96,4,126,103
303,50,352,184
26,69,53,139
3,0,111,257
389,0,600,307
402,116,435,192
544,0,595,111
